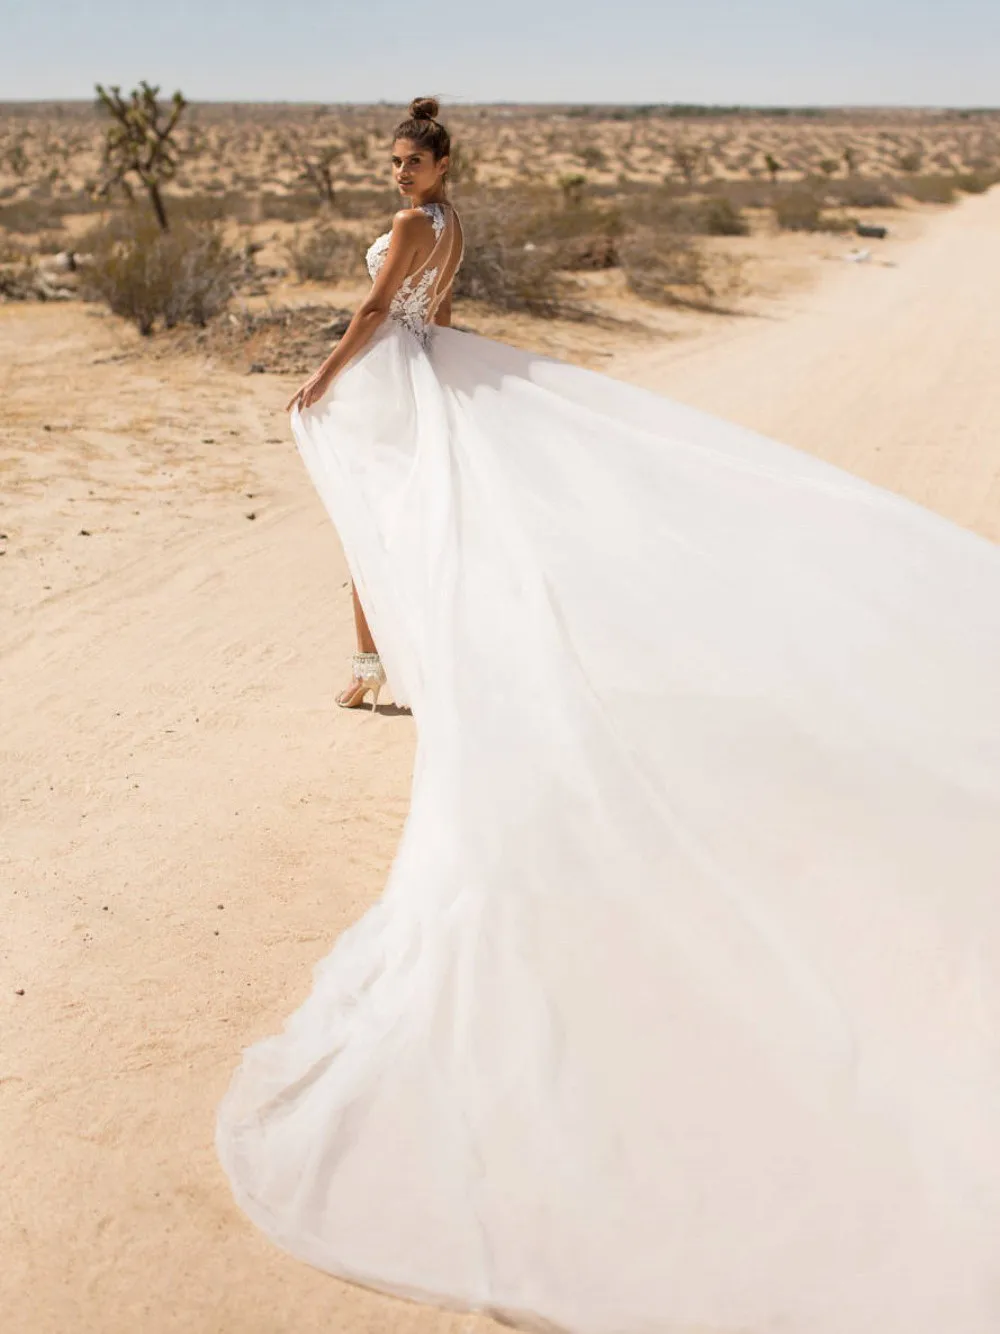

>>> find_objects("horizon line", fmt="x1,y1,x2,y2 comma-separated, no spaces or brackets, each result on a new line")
3,97,1000,113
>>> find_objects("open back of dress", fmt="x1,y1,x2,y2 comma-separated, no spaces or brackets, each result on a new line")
368,201,464,346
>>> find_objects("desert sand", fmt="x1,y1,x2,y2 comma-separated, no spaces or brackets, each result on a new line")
2,184,999,1334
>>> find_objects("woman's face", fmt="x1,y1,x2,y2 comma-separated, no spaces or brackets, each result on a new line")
391,137,448,197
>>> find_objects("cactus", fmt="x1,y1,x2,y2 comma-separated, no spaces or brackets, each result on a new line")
94,81,187,231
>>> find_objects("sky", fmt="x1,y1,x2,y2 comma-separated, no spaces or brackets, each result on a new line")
1,0,998,107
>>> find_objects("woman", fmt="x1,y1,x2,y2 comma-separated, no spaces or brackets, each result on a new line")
216,98,1000,1334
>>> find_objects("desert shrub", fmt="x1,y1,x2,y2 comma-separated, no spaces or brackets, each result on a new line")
335,187,399,220
625,191,750,237
895,149,924,173
954,170,1000,194
0,262,38,300
620,230,713,307
285,226,364,282
577,145,607,170
719,179,780,210
0,195,100,232
257,192,323,222
826,178,898,208
80,211,241,334
901,174,956,204
773,190,822,230
693,195,750,235
557,234,620,270
171,192,246,223
772,189,850,232
451,193,571,316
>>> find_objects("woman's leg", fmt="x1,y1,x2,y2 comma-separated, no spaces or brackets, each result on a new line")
351,580,377,654
337,581,380,706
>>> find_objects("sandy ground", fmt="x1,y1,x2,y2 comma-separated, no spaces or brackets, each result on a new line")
2,187,999,1334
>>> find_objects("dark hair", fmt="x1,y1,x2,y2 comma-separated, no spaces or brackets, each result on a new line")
392,96,451,161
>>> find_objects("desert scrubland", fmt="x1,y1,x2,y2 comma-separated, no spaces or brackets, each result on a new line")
2,100,1000,367
2,99,1000,1334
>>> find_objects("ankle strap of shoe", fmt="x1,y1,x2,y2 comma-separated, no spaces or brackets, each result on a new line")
352,651,385,682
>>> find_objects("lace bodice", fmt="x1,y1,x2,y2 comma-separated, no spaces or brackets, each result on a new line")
365,202,463,347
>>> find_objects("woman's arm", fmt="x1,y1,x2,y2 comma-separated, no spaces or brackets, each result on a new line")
286,210,428,412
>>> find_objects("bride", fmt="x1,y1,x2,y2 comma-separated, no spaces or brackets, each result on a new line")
216,98,1000,1334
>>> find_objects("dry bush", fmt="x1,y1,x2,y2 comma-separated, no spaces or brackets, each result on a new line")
336,187,399,219
257,192,324,223
0,195,98,233
895,149,924,173
954,169,1000,194
619,230,714,307
285,226,364,282
557,234,620,270
825,178,898,208
451,191,574,316
625,188,749,237
772,189,851,232
719,179,785,210
900,174,956,204
688,195,750,235
80,211,241,334
171,192,252,223
0,262,38,300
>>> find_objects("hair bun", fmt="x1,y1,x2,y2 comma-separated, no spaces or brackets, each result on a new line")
408,96,440,121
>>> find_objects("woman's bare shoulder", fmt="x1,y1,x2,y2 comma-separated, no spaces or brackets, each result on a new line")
391,206,435,233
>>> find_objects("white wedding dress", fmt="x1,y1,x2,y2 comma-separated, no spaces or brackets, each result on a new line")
216,200,1000,1333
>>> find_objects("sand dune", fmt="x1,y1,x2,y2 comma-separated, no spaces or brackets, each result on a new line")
2,186,998,1334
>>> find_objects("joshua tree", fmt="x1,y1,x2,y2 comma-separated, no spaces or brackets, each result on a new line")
670,140,702,186
557,173,587,208
842,145,858,176
6,142,29,177
95,81,187,231
280,134,345,208
764,152,782,183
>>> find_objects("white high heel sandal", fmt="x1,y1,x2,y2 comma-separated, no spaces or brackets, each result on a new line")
337,651,386,713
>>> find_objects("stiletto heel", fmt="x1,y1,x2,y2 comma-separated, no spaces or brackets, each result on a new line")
337,651,387,713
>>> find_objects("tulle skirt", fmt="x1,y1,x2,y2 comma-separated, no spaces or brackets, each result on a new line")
216,318,1000,1334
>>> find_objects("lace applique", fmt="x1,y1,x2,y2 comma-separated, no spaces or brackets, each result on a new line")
365,231,390,279
363,203,452,348
389,265,439,346
423,202,447,239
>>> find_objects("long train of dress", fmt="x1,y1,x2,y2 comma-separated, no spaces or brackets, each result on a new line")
216,209,1000,1334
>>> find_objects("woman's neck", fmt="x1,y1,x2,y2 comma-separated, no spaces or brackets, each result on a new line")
409,186,448,208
